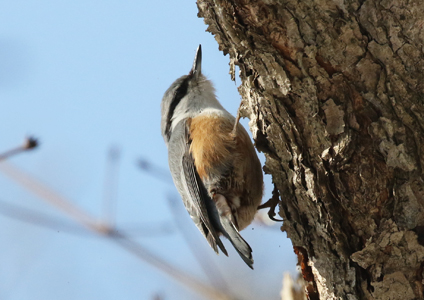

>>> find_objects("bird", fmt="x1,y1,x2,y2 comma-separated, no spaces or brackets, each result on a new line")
160,45,263,268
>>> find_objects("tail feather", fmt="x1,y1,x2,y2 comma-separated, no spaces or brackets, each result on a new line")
206,232,228,256
209,193,254,268
220,216,254,269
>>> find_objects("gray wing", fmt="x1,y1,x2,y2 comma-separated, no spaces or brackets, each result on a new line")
168,120,227,256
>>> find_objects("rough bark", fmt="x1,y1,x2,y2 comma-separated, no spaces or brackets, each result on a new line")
197,0,424,299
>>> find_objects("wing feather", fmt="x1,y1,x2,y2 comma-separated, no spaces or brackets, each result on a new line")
181,122,227,256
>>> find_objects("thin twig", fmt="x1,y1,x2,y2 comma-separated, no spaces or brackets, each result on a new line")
0,198,88,235
0,137,38,161
0,162,109,233
101,146,120,227
0,199,175,237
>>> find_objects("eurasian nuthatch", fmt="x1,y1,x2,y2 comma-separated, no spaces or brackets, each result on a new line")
160,45,263,268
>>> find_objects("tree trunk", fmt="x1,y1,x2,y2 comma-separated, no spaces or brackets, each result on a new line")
197,0,424,299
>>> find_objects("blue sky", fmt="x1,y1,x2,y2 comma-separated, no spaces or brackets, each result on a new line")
0,1,296,299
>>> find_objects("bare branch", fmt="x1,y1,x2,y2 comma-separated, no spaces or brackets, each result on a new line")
101,146,120,227
0,137,38,161
0,200,175,237
0,198,88,235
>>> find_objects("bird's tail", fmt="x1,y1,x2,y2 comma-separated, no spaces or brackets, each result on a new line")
206,193,254,268
220,214,254,269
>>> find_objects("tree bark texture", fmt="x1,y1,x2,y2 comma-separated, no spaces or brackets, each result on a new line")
197,0,424,299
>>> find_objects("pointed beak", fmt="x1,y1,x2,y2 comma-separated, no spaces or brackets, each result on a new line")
190,44,202,78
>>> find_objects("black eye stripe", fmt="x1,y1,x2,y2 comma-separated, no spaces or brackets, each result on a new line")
165,77,189,140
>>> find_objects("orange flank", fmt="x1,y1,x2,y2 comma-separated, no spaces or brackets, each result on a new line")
189,115,243,178
188,113,263,230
